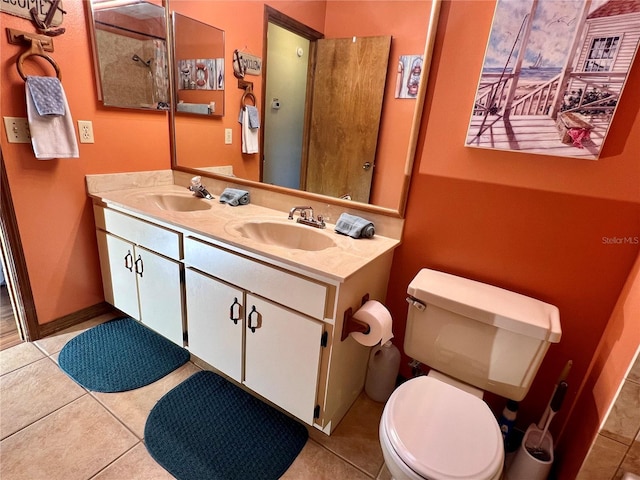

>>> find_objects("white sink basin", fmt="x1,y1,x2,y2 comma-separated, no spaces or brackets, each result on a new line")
231,221,337,251
149,194,212,212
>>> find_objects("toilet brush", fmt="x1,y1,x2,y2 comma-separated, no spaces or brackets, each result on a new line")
538,360,572,429
528,381,568,461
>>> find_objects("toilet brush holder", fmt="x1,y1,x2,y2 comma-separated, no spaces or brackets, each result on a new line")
507,424,554,480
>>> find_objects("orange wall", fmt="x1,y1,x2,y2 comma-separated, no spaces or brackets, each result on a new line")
383,0,640,471
1,1,171,323
555,253,640,478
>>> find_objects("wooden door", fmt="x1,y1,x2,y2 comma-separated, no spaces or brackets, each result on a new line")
305,36,391,203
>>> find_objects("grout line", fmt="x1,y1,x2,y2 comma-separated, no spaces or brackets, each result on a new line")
311,439,380,479
87,441,143,480
0,391,89,443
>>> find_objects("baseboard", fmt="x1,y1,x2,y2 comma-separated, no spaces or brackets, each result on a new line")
37,302,117,339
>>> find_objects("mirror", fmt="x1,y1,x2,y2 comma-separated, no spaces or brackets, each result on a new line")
88,0,170,111
172,12,225,117
170,0,441,216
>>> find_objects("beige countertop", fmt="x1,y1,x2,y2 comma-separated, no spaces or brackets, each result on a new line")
89,184,400,283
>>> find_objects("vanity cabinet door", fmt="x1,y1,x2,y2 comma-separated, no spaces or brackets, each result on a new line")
185,269,244,382
96,231,140,320
244,294,323,425
136,246,184,346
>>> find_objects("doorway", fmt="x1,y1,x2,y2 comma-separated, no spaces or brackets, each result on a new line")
0,152,38,348
262,7,391,203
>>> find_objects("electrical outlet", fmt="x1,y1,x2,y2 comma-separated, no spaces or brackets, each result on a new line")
3,117,31,143
225,128,232,145
77,120,95,144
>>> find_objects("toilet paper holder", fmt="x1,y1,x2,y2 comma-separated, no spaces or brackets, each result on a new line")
341,293,372,341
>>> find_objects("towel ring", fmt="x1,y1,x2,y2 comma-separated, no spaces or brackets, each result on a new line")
17,39,62,81
241,90,256,109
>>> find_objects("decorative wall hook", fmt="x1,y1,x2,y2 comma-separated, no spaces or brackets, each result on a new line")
29,0,67,36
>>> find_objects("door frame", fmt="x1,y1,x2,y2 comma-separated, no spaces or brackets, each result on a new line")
262,6,323,188
0,151,39,341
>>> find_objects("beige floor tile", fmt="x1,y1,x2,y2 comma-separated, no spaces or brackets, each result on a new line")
0,342,45,376
627,354,640,384
92,443,175,480
281,439,372,480
618,438,640,478
0,357,85,439
0,395,138,480
602,381,640,445
91,362,201,439
377,463,392,480
576,434,628,480
34,313,118,356
309,393,385,477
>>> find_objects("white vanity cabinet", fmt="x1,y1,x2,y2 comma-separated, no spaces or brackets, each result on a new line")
93,206,185,346
184,238,325,425
89,183,398,434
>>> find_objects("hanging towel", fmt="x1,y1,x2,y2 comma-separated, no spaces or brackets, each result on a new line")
26,76,65,116
219,188,250,206
237,105,260,128
335,213,375,239
238,108,259,154
25,76,79,160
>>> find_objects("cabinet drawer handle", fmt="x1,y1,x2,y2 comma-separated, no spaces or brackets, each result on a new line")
247,305,260,333
124,251,134,272
134,255,143,277
229,297,242,324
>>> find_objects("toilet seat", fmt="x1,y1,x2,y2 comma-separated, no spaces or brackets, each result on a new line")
382,376,504,480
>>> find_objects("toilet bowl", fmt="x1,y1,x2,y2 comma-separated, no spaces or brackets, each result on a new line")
378,268,562,480
379,375,504,480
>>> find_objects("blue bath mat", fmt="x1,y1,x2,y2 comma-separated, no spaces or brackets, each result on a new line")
58,317,190,392
144,371,308,480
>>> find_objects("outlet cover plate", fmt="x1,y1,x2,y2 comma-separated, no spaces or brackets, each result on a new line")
78,120,95,144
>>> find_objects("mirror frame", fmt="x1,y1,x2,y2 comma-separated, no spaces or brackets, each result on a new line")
169,0,442,218
87,0,170,111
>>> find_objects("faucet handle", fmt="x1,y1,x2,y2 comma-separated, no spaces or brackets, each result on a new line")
190,176,203,187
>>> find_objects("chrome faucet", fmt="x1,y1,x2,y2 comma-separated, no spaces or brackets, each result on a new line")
288,206,326,229
188,176,213,200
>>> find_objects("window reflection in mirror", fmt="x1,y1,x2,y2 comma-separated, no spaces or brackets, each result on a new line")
172,12,225,117
89,0,170,111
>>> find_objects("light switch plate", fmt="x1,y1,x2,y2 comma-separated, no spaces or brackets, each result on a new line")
225,128,232,145
3,117,31,143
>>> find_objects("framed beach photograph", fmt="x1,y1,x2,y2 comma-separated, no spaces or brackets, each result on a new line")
466,0,640,160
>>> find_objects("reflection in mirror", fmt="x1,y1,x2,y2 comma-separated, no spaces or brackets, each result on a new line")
88,0,170,110
172,13,225,117
171,1,441,215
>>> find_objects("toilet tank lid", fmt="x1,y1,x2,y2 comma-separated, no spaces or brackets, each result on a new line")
408,269,561,342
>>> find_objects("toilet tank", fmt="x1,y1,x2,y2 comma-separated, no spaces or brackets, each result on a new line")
405,269,561,401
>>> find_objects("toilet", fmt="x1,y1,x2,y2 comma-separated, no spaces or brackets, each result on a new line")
380,268,561,480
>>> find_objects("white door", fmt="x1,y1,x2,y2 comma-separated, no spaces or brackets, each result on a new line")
244,294,323,424
99,232,140,320
136,246,184,346
185,269,244,382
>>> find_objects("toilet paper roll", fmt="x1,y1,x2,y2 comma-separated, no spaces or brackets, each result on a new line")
350,300,394,347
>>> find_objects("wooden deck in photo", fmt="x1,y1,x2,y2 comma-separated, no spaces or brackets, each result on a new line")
466,115,608,160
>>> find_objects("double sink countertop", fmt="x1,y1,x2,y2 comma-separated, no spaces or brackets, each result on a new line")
88,182,401,283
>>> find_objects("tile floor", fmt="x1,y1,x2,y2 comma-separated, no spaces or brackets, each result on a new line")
0,314,392,480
